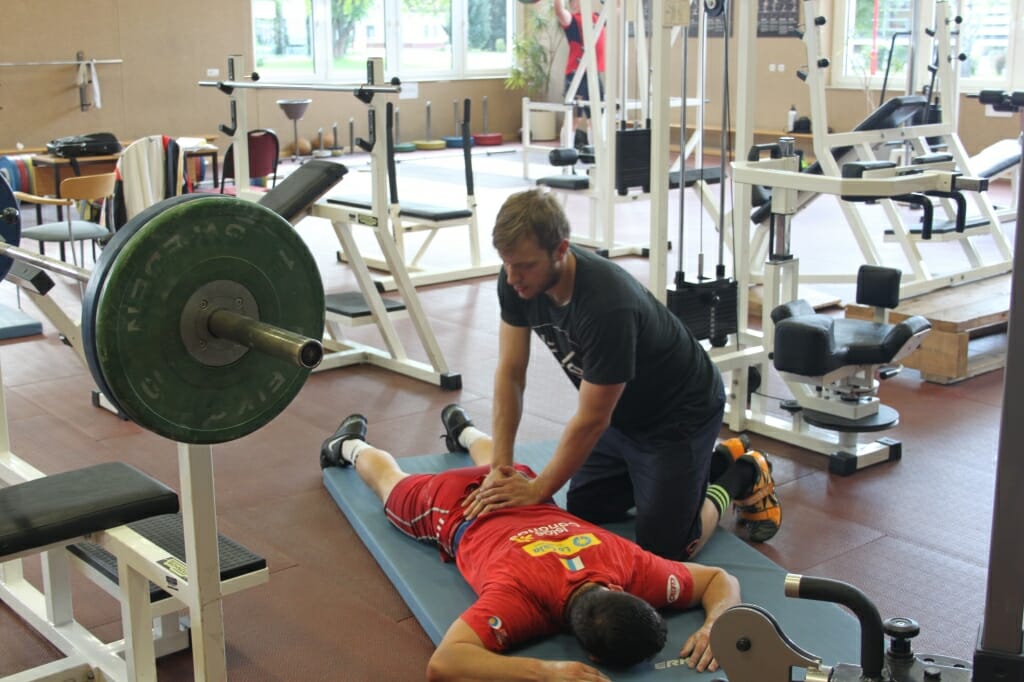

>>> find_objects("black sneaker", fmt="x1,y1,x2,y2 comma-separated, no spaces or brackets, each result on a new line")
574,128,588,150
320,414,368,469
440,404,474,454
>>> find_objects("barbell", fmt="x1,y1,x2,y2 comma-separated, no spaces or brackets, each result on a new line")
0,180,325,445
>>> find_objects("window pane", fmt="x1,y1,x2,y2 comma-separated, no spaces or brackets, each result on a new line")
329,0,386,80
253,0,315,79
843,0,913,79
400,0,453,75
466,0,510,71
958,0,1010,81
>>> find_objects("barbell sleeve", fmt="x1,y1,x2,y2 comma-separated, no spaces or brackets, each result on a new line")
207,308,323,370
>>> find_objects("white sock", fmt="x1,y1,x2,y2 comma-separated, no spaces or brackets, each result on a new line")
459,426,487,452
341,438,370,466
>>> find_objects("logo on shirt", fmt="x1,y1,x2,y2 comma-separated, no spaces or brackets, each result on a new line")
666,574,681,603
488,616,509,648
521,533,601,557
509,520,581,543
534,323,584,381
561,556,585,571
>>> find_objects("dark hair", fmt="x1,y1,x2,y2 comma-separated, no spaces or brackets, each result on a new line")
568,588,668,667
491,189,570,254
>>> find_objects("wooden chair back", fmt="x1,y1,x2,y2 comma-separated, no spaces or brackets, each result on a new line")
59,172,117,203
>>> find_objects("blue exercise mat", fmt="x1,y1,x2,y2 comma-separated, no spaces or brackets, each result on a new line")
323,442,862,679
0,303,41,340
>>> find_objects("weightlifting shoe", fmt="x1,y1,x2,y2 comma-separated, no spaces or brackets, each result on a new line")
714,434,751,461
734,450,782,543
320,413,368,469
440,404,474,454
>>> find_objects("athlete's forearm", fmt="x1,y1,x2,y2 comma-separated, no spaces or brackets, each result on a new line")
700,568,741,630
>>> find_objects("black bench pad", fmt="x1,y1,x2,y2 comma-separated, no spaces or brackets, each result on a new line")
669,166,724,188
536,175,590,191
326,196,472,222
258,160,349,223
326,291,406,318
0,462,179,558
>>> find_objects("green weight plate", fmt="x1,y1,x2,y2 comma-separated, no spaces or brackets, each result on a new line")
92,197,325,444
0,174,23,281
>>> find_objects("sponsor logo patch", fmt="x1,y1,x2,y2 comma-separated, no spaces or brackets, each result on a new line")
488,615,508,648
666,574,681,603
521,533,601,557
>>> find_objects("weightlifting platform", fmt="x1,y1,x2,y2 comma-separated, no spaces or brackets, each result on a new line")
323,442,861,678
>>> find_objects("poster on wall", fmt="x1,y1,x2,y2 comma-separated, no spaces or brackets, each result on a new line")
758,0,801,37
687,1,733,38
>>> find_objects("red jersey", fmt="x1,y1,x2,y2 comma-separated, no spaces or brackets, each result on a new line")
384,465,694,652
456,505,694,651
564,12,607,75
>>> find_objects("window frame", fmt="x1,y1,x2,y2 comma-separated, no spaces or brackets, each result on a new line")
828,0,1021,93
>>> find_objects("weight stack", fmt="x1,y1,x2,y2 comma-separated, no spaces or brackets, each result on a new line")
667,278,739,346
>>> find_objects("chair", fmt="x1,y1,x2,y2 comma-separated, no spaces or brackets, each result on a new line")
15,172,116,265
221,129,279,193
770,265,931,430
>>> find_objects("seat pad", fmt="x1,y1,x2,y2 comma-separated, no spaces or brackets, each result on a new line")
22,220,109,241
0,462,179,558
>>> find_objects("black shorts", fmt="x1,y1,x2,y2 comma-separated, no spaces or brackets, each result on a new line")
564,72,605,118
565,402,724,561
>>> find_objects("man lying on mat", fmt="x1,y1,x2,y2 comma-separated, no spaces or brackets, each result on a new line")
321,411,741,680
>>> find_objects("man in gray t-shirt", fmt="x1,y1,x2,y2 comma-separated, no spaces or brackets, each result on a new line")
451,190,781,561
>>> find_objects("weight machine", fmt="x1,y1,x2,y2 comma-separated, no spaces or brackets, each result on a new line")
528,0,695,258
748,0,1012,299
647,1,987,473
710,89,1024,682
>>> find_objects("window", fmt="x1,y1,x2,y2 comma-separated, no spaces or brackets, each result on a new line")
252,0,512,83
957,0,1011,82
831,0,1019,92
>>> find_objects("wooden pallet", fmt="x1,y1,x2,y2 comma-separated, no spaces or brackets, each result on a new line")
846,274,1010,384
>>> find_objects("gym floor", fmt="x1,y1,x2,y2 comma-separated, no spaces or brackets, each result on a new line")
0,147,1012,678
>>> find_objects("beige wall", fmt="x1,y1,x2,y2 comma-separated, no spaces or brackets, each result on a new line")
0,0,520,152
1,0,1016,156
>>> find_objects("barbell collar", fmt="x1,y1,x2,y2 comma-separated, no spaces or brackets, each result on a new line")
0,241,91,283
207,308,323,370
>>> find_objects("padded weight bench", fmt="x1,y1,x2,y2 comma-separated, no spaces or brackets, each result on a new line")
970,138,1022,181
322,442,862,677
0,462,180,677
0,462,178,560
328,196,473,224
771,265,930,442
324,99,491,290
969,138,1020,220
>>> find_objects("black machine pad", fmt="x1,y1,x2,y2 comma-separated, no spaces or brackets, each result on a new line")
258,160,349,222
0,462,179,558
